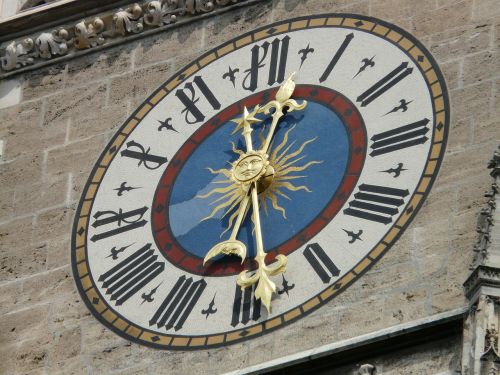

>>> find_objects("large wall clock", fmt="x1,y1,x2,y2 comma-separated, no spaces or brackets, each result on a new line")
72,13,449,349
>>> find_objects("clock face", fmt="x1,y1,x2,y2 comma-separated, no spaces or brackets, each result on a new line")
72,13,449,349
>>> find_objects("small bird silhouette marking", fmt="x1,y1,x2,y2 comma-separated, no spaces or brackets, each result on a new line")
342,229,363,244
113,181,140,197
298,44,315,68
201,294,217,319
222,66,239,87
384,99,413,116
140,282,162,305
381,163,407,178
353,56,375,78
277,274,295,296
158,118,177,132
106,243,134,260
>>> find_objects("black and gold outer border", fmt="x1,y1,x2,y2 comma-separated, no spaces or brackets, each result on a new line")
71,13,450,350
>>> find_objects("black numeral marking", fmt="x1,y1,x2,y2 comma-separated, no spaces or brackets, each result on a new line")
120,140,168,170
90,206,148,242
176,75,221,124
98,243,164,306
319,33,354,83
344,184,409,224
231,284,261,327
149,275,206,331
303,243,340,284
370,118,430,156
243,36,290,92
357,62,413,107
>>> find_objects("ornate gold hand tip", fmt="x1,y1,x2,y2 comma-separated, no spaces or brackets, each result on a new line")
203,239,247,265
276,72,297,103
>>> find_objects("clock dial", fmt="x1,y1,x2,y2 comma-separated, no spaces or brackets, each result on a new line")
72,14,449,349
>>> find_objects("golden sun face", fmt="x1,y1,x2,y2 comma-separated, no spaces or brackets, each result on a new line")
197,125,322,236
232,153,266,183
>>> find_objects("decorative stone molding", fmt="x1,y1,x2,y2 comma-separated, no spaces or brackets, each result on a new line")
0,0,263,78
358,364,376,375
462,145,500,375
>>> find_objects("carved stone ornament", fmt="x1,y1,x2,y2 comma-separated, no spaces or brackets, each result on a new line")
0,0,255,77
358,364,376,375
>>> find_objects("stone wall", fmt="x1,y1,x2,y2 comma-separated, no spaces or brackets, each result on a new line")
0,0,499,374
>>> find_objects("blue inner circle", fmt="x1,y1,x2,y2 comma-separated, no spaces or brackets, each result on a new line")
168,101,350,258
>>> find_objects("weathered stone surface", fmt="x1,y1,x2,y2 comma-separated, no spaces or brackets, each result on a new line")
43,82,107,127
49,290,91,332
134,22,203,67
19,266,75,307
449,81,493,122
472,0,500,21
34,205,73,243
48,327,81,369
462,51,500,86
0,243,47,282
0,304,50,344
0,152,43,190
413,1,473,37
447,117,473,152
13,175,67,217
22,63,67,101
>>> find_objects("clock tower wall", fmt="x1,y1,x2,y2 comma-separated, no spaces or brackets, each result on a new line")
0,1,499,374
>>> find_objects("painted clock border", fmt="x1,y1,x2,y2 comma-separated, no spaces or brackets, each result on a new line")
71,13,450,349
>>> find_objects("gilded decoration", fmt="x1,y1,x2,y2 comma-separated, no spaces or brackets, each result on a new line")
0,0,259,77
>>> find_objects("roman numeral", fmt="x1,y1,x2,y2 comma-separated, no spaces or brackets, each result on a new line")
303,243,340,284
90,206,148,242
176,75,221,124
231,284,261,327
370,118,430,156
356,62,413,107
149,275,206,331
344,184,409,224
98,243,164,306
319,32,354,83
242,36,290,92
120,140,168,170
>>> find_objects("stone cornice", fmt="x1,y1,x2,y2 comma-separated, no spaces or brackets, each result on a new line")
0,0,266,79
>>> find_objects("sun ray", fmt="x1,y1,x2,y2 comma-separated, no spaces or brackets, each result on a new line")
268,194,287,219
270,124,296,161
231,141,245,156
196,184,239,199
275,137,318,167
201,192,241,221
273,181,312,192
279,160,324,175
207,167,232,178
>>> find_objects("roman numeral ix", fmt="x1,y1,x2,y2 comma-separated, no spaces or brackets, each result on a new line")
303,243,340,284
344,184,409,224
370,118,430,156
149,275,206,331
98,243,164,306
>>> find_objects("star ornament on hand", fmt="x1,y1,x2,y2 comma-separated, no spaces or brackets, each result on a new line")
231,105,261,136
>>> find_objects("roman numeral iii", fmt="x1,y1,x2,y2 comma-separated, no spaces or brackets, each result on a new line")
98,243,164,306
344,184,409,224
370,118,430,156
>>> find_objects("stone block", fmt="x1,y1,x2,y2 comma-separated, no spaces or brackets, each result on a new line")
473,116,500,146
204,1,274,48
0,304,50,344
0,78,22,109
449,81,493,122
15,335,52,374
87,342,136,374
45,135,106,178
67,47,132,87
80,319,129,355
0,152,43,190
50,358,90,375
0,187,14,222
413,223,450,277
447,117,473,153
413,185,457,227
0,343,16,375
13,175,68,217
107,62,172,107
370,0,436,21
272,0,368,21
134,22,203,67
413,1,473,37
0,215,34,249
22,62,67,101
438,142,497,187
19,266,76,307
456,172,492,213
68,103,128,142
43,82,107,127
49,292,91,332
49,327,81,368
357,261,420,296
34,205,73,243
0,243,47,282
428,24,492,63
462,51,500,86
0,280,22,315
46,237,71,270
472,0,500,21
383,288,428,326
337,297,385,339
440,59,462,91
